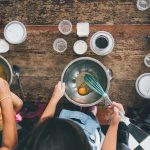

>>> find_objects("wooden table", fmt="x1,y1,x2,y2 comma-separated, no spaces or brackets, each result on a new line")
0,0,150,108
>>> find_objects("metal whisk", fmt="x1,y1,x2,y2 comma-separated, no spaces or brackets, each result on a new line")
84,74,112,106
84,74,126,122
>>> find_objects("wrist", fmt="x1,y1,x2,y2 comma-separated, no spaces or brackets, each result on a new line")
109,122,119,128
0,96,11,103
49,96,60,105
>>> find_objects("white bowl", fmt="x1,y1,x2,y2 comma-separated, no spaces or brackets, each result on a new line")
73,40,87,55
90,31,114,56
135,73,150,99
0,39,9,53
4,21,27,44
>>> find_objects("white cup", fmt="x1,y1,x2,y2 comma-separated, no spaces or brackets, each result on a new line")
58,20,72,35
53,38,67,53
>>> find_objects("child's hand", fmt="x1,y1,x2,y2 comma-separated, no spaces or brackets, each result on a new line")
111,101,125,114
0,78,11,102
109,106,121,126
108,102,124,126
51,81,65,103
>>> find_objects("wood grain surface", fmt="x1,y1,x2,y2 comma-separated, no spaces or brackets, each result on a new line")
0,0,150,25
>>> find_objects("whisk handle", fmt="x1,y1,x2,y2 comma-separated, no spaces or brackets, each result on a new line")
103,94,112,106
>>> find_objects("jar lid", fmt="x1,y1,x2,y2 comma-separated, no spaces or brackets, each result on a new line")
0,39,9,53
73,40,87,55
136,73,150,98
4,21,27,44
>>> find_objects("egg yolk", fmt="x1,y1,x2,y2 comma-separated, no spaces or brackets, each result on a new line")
78,87,88,95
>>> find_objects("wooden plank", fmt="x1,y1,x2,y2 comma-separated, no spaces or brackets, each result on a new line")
0,1,150,25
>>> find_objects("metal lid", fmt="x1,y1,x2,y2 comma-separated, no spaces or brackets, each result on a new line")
4,21,27,44
136,73,150,98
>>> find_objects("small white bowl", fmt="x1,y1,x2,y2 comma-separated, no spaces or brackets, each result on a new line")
0,39,9,53
73,40,87,55
58,20,72,35
4,21,27,44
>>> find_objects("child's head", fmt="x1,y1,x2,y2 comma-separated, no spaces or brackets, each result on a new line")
16,118,91,150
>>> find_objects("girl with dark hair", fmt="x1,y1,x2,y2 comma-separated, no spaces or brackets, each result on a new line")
15,81,126,150
16,118,92,150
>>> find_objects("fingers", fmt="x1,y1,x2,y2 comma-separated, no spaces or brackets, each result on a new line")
56,81,65,90
110,101,124,113
113,106,119,116
62,82,65,91
114,106,121,121
58,81,61,88
108,106,121,125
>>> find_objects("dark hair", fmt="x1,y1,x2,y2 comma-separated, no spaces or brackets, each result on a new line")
16,118,91,150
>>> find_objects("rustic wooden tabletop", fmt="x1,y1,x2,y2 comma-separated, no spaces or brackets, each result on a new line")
0,0,150,109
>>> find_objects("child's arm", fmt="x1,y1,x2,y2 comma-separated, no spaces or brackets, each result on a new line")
11,92,23,113
101,102,124,150
0,79,17,150
40,81,65,121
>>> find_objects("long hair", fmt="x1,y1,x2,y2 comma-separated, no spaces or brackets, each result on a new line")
16,118,91,150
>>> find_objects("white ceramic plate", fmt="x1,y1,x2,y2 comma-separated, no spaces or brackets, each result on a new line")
4,21,27,44
136,73,150,99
